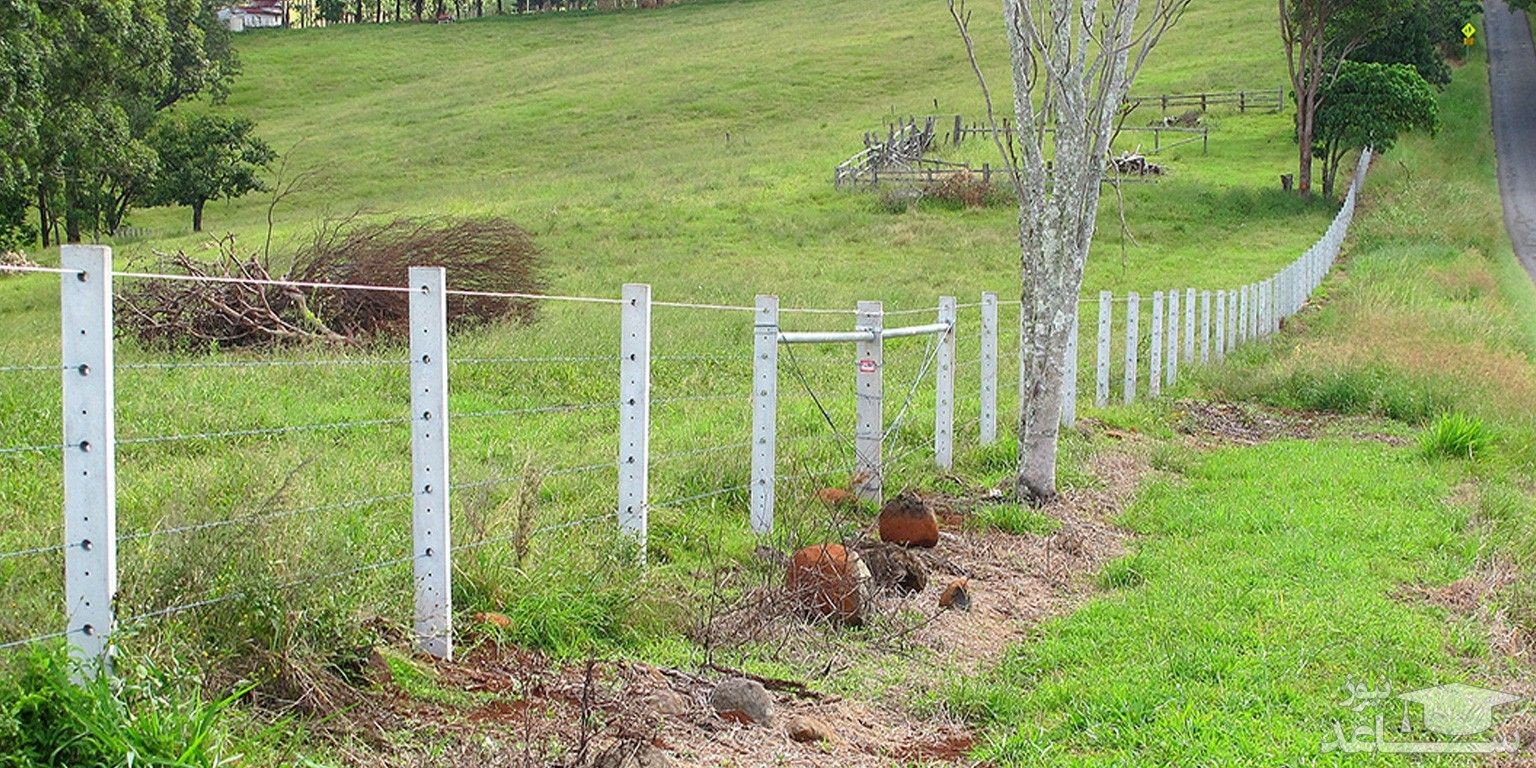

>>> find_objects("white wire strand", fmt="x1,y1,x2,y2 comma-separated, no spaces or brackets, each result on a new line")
0,443,67,456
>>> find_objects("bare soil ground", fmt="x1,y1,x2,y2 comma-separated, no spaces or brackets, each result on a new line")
315,448,1148,767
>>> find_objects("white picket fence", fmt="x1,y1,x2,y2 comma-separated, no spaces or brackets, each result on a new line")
0,149,1371,674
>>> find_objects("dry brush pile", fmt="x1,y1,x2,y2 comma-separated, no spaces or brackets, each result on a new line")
116,217,543,350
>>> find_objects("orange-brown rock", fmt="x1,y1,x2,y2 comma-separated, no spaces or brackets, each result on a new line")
815,487,858,508
878,492,939,548
786,544,872,626
939,578,971,611
473,611,512,628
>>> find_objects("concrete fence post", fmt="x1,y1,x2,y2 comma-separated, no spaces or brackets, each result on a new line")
1238,285,1249,345
408,266,452,660
935,296,957,470
979,292,998,445
618,284,652,556
1214,290,1227,362
749,295,778,535
1096,291,1111,407
1061,311,1078,428
1183,288,1195,364
1149,292,1163,399
1166,289,1179,388
1200,290,1212,364
854,301,883,502
1227,290,1238,353
1123,292,1139,404
60,245,116,678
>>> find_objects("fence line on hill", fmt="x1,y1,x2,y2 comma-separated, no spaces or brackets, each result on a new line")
0,149,1370,676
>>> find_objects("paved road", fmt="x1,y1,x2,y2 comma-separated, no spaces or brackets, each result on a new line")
1489,1,1536,280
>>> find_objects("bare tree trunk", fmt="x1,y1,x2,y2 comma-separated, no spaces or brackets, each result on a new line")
954,0,1186,501
192,200,205,232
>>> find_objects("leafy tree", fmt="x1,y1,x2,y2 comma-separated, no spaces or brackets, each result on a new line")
145,114,275,232
317,0,346,22
1313,61,1438,198
1280,0,1410,196
1354,0,1479,87
3,0,239,243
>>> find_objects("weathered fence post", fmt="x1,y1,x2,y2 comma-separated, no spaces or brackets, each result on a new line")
1214,289,1227,362
935,296,957,470
1096,291,1112,407
1200,290,1212,364
1227,290,1238,353
979,292,998,445
954,114,964,145
1061,312,1079,428
1149,292,1163,399
1124,292,1139,404
854,301,883,502
1166,289,1180,387
618,283,652,556
750,295,778,535
1238,285,1249,345
408,266,452,660
61,245,116,678
1183,288,1196,364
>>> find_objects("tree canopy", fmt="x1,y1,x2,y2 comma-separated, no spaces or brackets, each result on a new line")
0,0,240,245
145,114,275,232
1313,60,1438,198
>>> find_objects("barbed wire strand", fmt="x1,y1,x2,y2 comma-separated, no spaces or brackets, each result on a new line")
450,460,614,492
453,514,612,553
121,553,424,626
652,393,747,406
118,492,415,545
117,416,411,446
118,358,408,371
0,364,69,373
0,628,76,652
451,402,618,420
0,541,71,562
0,443,67,456
450,356,616,365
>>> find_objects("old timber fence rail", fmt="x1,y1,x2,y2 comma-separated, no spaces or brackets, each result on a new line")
836,86,1283,191
0,150,1369,676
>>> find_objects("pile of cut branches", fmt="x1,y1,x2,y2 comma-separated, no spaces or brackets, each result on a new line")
117,217,542,350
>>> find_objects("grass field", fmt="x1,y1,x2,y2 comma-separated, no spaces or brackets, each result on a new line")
3,0,1528,764
942,41,1536,766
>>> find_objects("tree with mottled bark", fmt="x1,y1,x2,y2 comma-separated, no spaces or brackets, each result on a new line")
950,0,1187,502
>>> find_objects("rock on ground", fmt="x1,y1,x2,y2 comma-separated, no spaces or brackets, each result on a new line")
708,677,774,725
878,491,939,548
786,543,873,625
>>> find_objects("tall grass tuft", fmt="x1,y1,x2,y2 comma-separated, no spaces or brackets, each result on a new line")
0,647,246,767
1419,412,1496,460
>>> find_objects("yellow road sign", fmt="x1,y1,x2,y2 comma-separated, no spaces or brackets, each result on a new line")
1463,22,1477,37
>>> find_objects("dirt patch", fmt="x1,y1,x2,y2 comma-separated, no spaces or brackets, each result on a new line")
334,449,1147,767
1171,399,1409,446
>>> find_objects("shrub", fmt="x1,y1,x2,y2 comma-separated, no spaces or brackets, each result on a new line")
924,170,995,208
1418,412,1495,459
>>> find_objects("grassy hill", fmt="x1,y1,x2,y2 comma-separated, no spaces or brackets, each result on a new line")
0,0,1345,671
114,0,1323,303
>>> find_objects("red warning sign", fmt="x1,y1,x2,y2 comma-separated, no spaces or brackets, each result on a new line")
858,358,878,374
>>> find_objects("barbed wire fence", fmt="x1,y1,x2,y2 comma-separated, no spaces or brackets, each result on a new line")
0,149,1369,677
